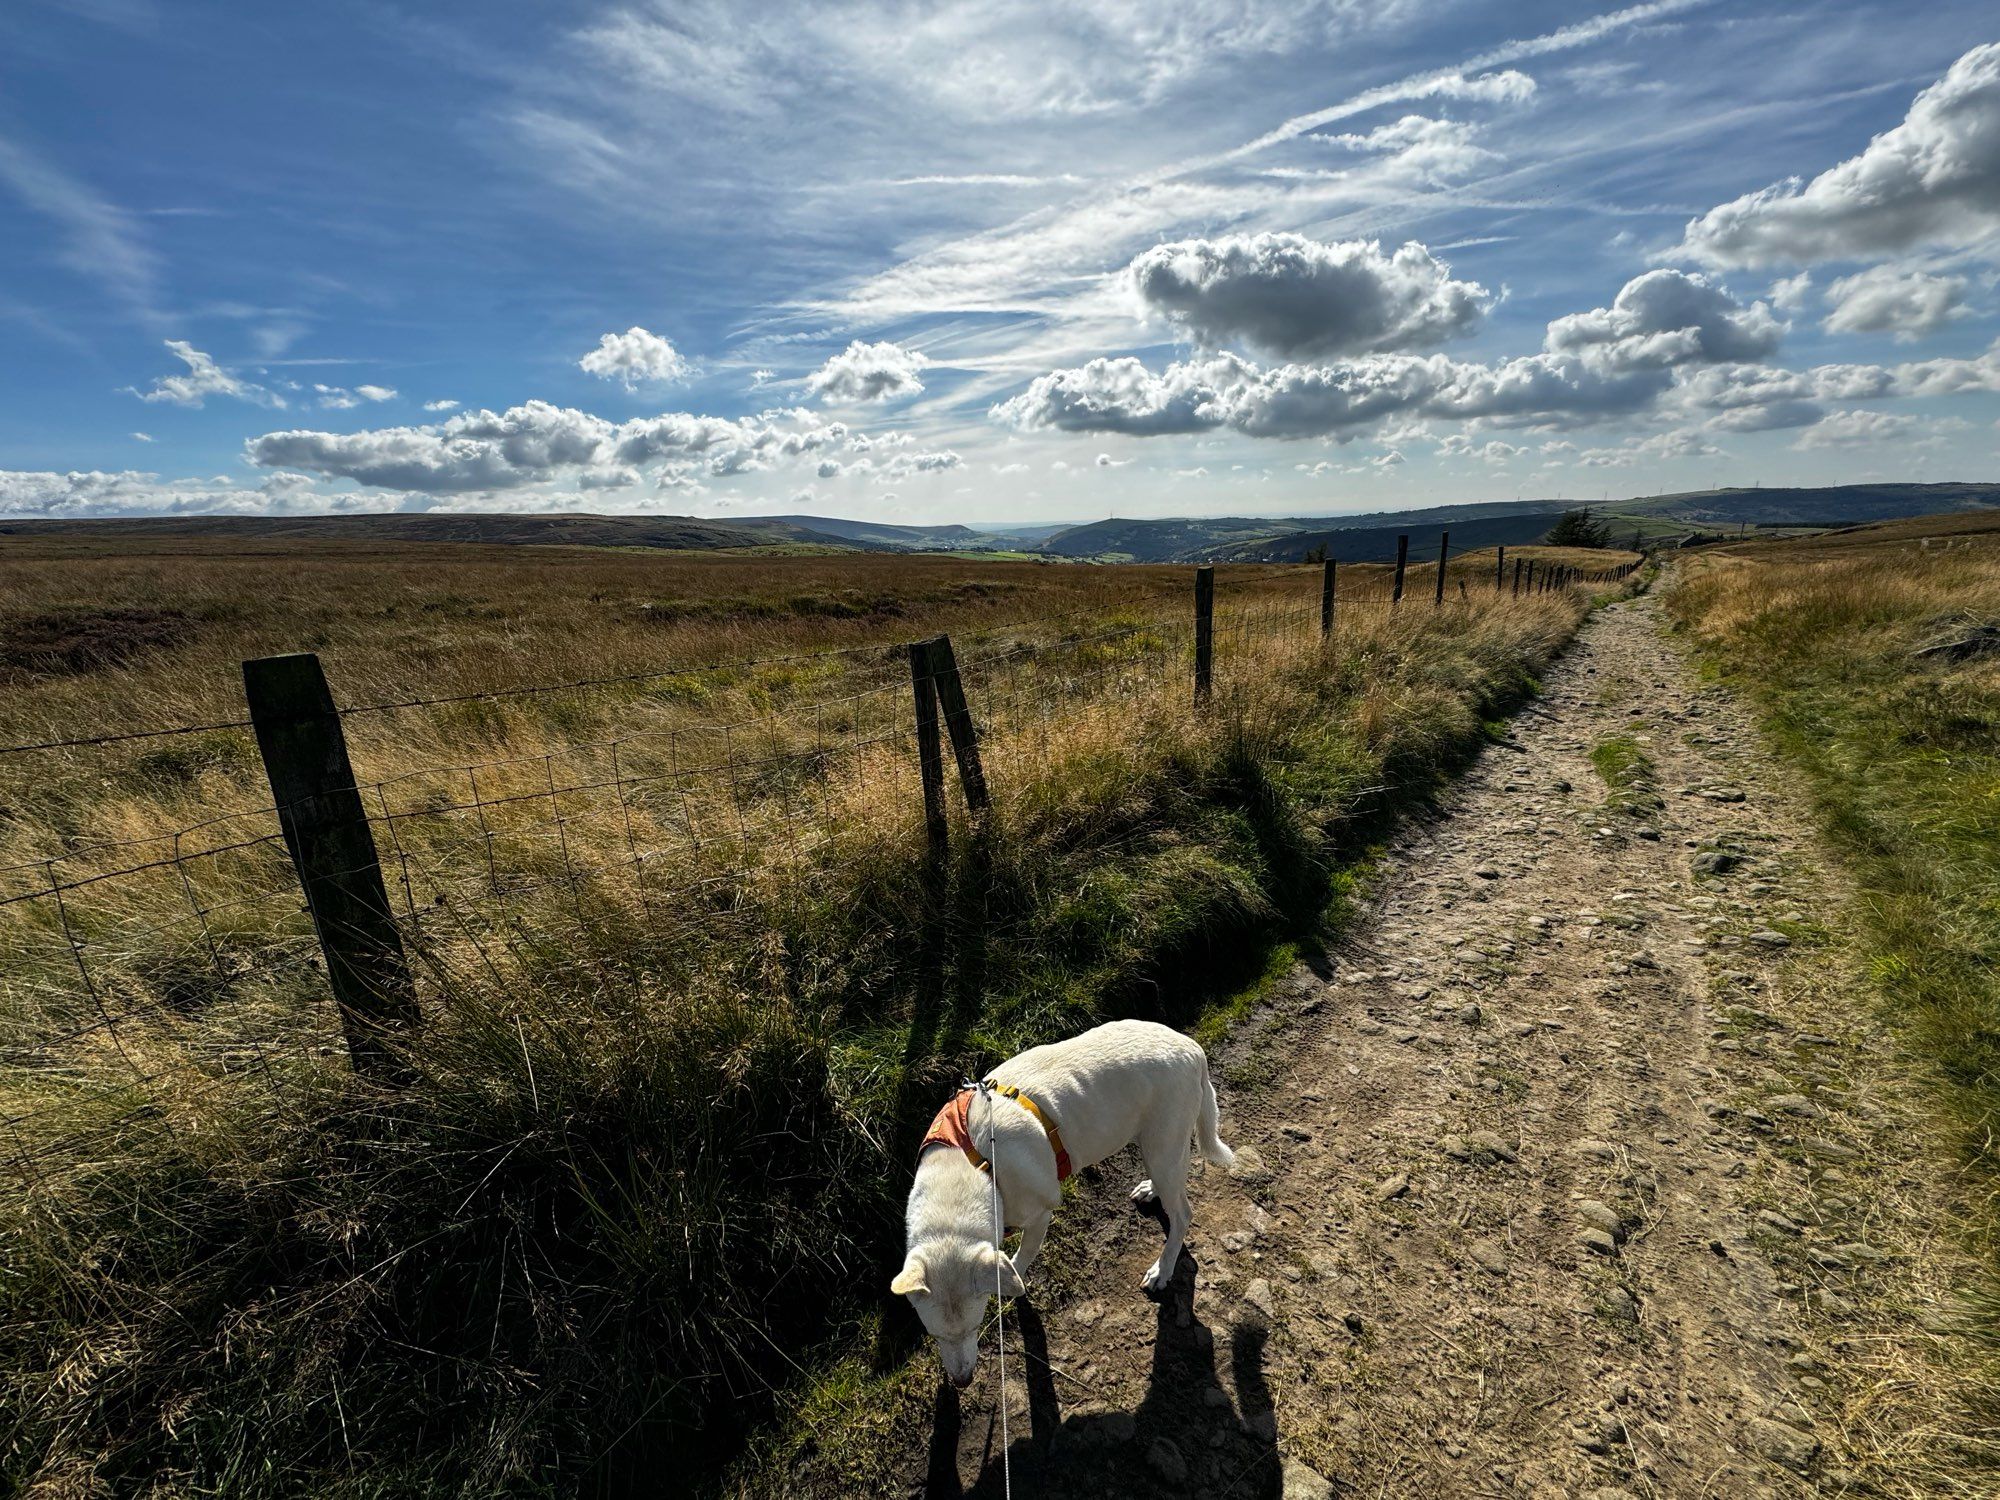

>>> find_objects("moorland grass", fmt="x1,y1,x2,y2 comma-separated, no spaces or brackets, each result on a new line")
1668,531,2000,1165
0,539,1622,1496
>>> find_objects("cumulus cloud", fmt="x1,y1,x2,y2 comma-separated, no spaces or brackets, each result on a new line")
356,384,397,402
993,345,1664,441
1794,409,1927,448
1127,234,1490,359
1672,342,2000,431
246,400,858,494
1676,43,2000,267
805,340,929,402
1543,270,1782,371
131,340,277,407
424,398,460,411
0,467,351,518
1769,271,1813,312
1821,265,1968,340
579,326,691,387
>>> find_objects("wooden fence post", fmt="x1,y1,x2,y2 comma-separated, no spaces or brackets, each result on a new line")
1391,535,1409,605
1320,558,1336,640
1434,531,1450,606
924,633,990,816
1526,561,1537,594
1512,557,1522,597
243,653,416,1077
908,640,949,856
1495,545,1505,591
1194,566,1214,705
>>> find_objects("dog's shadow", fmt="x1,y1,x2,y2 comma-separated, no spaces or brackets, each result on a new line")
932,1207,1282,1498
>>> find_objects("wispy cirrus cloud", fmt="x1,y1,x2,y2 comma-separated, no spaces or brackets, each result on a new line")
0,134,164,329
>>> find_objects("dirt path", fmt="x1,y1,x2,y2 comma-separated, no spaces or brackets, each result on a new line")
904,585,1981,1499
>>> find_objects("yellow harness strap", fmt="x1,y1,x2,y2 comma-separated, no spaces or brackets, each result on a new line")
987,1081,1074,1182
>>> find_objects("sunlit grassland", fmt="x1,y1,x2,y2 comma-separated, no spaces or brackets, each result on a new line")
0,533,1619,1496
1668,518,2000,1154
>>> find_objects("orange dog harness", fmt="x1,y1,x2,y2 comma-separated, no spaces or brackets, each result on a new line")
919,1084,1073,1183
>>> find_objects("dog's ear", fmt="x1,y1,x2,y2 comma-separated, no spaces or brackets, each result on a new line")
983,1244,1026,1298
890,1254,929,1297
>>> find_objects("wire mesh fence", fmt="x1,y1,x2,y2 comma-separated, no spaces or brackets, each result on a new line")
0,553,1640,1174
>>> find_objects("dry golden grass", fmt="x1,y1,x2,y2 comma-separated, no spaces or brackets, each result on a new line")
1670,522,2000,1493
0,531,1632,1496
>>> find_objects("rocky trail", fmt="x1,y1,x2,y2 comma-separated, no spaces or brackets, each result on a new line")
901,586,1984,1499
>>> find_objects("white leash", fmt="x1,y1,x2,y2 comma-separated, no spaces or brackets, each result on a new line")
976,1078,1014,1500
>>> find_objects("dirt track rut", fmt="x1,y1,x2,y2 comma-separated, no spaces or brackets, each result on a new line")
908,586,1972,1500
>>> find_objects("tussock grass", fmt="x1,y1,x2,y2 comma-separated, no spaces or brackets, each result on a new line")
0,538,1607,1495
1668,524,2000,1487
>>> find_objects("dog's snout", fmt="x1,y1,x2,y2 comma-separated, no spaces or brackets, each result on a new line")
949,1367,975,1389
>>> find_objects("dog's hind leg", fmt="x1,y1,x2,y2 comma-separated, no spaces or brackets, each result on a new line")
1135,1123,1193,1294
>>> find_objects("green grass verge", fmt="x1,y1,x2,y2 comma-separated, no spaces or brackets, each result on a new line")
1665,558,2000,1172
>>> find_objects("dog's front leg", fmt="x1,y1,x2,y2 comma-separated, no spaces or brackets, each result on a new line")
1010,1208,1054,1282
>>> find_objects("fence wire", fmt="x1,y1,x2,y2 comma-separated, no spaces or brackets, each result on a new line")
0,558,1638,1172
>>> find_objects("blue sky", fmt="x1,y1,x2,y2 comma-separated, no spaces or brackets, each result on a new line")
2,0,1997,524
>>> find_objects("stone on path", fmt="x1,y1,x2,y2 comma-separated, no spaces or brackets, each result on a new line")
1743,1416,1820,1473
1282,1460,1335,1500
1147,1437,1187,1483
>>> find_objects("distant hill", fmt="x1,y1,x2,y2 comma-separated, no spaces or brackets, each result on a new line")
0,512,912,553
1203,511,1572,564
5,484,1993,562
1033,484,2000,563
744,514,992,549
1620,482,2000,527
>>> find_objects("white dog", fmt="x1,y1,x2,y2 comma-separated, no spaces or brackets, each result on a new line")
891,1018,1234,1387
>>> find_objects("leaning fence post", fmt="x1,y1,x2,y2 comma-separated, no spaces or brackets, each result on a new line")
1320,557,1336,640
925,633,990,816
1194,566,1214,705
1391,535,1409,605
908,640,949,856
1512,557,1522,597
243,653,417,1076
1526,560,1536,594
1495,545,1505,592
1434,531,1450,606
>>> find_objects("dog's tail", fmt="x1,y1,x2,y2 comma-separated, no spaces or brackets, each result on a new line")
1196,1057,1235,1168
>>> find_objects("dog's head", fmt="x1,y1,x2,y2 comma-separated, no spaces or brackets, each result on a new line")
892,1240,1024,1388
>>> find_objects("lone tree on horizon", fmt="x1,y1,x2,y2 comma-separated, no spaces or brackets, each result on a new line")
1544,507,1612,548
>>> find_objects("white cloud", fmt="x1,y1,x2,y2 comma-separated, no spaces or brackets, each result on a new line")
1768,271,1813,312
806,340,929,402
132,340,277,407
130,431,153,442
423,398,460,411
0,467,348,518
1794,409,1926,448
993,345,1666,441
1676,43,2000,267
0,135,163,327
314,383,396,409
1543,270,1782,371
1313,115,1498,186
245,400,858,494
579,326,691,387
1821,265,1968,340
1095,452,1129,467
1128,234,1491,359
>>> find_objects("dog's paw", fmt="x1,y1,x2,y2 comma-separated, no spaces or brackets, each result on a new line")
1129,1179,1157,1204
1140,1259,1166,1294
